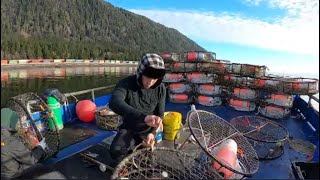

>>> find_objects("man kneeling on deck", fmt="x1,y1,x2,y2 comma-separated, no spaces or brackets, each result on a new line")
1,108,48,179
109,53,166,166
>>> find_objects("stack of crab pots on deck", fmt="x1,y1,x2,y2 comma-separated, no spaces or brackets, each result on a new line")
162,51,226,106
162,52,193,104
162,51,319,120
222,63,268,112
254,76,319,120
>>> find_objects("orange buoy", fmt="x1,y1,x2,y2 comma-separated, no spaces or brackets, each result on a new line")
169,83,183,89
187,52,197,61
76,100,97,123
169,93,191,103
200,84,214,91
212,139,238,179
171,94,188,101
230,99,249,108
198,95,210,102
271,94,288,100
169,83,192,93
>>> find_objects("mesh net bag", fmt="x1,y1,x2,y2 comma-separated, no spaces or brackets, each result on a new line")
95,106,122,131
111,147,223,179
7,92,60,159
230,116,289,143
187,109,259,178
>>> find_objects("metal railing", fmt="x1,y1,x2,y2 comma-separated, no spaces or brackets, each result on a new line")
309,95,319,103
308,94,319,112
64,85,116,102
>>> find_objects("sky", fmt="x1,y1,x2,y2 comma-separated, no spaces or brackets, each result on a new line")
106,0,319,77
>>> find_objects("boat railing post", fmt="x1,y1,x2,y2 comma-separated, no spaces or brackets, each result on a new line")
308,96,312,108
92,89,95,103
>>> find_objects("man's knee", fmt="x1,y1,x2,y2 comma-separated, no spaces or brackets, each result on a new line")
110,129,132,159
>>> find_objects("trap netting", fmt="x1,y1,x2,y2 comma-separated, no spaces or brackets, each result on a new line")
174,127,204,157
95,106,122,131
248,139,284,160
187,110,259,177
288,138,317,158
111,147,223,179
230,116,289,143
7,92,60,159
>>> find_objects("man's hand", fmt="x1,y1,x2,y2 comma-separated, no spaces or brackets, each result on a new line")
144,115,162,128
143,133,155,150
145,133,155,145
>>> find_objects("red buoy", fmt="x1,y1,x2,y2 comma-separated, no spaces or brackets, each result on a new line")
76,100,97,123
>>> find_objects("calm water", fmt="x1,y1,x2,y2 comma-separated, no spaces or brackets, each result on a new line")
1,66,136,108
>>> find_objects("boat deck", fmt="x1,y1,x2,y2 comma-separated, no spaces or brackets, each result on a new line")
18,96,319,179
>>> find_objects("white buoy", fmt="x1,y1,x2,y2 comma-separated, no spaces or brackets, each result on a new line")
161,171,169,178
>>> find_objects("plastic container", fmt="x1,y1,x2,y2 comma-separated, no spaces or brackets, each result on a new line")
47,96,64,130
163,112,182,141
155,125,163,143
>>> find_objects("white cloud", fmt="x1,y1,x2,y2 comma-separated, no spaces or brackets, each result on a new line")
130,0,319,56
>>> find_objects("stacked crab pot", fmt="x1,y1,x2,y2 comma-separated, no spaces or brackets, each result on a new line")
163,51,226,106
162,53,193,103
162,51,319,116
253,76,319,119
221,63,267,112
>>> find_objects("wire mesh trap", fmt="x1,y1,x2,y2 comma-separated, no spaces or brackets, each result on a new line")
229,116,315,159
187,109,259,178
7,92,60,159
288,138,317,158
247,139,284,160
111,147,223,179
230,116,289,143
174,127,204,157
95,106,122,131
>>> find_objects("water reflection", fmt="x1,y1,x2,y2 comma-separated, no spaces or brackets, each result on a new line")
1,66,136,108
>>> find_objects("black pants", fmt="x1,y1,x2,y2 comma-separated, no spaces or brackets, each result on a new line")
109,128,150,163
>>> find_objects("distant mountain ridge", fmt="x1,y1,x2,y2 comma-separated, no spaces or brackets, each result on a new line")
1,0,205,60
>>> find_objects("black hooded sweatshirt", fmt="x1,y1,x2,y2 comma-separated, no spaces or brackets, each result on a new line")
109,54,166,133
